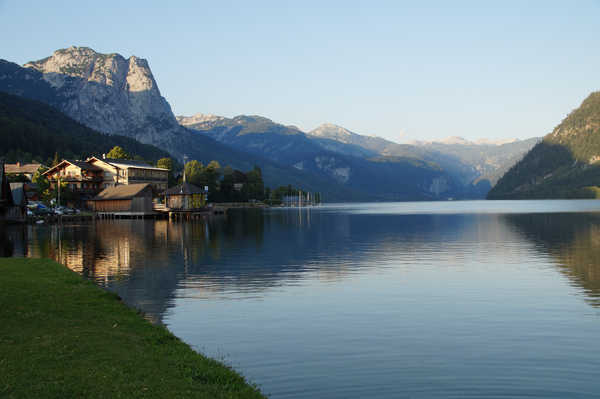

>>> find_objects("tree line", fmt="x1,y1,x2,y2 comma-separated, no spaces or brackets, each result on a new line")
14,145,319,205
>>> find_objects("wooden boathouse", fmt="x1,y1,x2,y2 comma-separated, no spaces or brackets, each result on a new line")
162,182,210,220
87,183,154,217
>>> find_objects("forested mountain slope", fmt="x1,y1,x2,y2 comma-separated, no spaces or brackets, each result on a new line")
488,92,600,199
0,91,171,164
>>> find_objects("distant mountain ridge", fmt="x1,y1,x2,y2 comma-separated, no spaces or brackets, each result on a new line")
179,113,467,200
0,45,538,201
488,91,600,199
0,47,379,201
180,114,538,197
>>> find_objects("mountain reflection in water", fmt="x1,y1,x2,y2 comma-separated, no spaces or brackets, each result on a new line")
504,212,600,307
5,205,600,320
4,201,600,398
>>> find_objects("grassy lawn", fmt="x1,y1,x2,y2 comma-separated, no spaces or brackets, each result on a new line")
0,258,266,398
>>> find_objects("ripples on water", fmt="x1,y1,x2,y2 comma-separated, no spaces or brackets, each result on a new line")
3,200,600,398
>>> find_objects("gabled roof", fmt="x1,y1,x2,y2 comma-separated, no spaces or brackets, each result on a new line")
43,160,102,175
5,163,42,175
103,158,151,167
70,160,102,171
86,157,118,169
163,182,205,196
103,158,168,171
92,183,152,201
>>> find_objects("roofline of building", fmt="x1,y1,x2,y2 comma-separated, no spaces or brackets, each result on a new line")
87,156,168,172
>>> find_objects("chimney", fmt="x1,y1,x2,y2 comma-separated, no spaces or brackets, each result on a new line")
102,153,106,159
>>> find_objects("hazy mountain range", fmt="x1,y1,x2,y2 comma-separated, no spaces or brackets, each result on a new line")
179,113,539,198
1,46,542,201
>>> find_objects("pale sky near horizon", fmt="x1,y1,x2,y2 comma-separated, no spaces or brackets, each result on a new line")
1,1,599,143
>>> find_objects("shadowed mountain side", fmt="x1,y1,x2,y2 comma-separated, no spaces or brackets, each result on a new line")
504,213,600,307
0,92,173,163
489,91,600,199
488,141,600,199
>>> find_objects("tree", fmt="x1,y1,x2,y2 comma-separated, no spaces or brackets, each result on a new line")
106,146,131,160
32,167,50,202
52,152,60,167
156,157,173,171
157,157,176,187
244,166,265,201
7,174,30,183
184,160,203,186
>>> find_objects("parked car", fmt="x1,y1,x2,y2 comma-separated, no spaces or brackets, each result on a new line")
29,203,52,215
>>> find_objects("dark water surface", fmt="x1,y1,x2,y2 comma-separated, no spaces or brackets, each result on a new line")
4,200,600,398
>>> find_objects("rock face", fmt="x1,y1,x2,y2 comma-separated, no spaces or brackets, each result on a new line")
309,123,394,154
176,113,226,130
1,49,374,201
23,46,178,144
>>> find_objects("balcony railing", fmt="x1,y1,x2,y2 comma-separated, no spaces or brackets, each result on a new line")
54,174,103,182
128,176,168,182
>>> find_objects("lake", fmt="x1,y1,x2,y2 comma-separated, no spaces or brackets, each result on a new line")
3,200,600,398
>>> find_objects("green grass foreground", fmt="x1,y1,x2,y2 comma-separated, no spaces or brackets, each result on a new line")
0,258,266,398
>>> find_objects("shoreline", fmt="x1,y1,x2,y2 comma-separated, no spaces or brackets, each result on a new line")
0,257,266,398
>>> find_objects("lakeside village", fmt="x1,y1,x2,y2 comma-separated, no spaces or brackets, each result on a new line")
0,146,322,224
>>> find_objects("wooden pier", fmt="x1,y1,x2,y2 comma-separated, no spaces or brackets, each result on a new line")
96,211,166,220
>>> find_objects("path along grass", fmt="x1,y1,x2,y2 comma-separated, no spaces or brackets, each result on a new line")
0,258,266,398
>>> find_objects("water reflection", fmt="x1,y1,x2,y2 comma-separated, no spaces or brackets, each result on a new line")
2,206,598,321
5,203,600,398
504,213,600,307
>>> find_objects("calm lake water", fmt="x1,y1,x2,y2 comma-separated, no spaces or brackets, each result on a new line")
3,200,600,398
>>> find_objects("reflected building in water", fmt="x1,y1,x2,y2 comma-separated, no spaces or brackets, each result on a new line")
4,206,600,324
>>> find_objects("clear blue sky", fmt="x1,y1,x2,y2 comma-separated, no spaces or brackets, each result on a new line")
1,1,599,143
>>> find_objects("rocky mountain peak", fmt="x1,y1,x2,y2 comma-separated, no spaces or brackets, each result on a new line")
177,113,225,124
310,123,352,137
19,46,176,142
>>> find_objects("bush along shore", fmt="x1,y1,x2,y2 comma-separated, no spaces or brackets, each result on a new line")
0,258,266,399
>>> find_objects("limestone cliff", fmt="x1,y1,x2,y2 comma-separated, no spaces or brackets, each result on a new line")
23,46,178,144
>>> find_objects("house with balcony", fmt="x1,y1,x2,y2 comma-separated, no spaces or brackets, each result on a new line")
42,160,104,195
86,157,169,193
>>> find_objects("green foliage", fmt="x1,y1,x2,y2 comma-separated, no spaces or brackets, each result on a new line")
157,157,176,187
203,160,222,195
488,91,600,199
243,165,265,201
156,157,173,171
106,145,131,160
184,160,204,186
32,166,51,202
7,174,29,183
